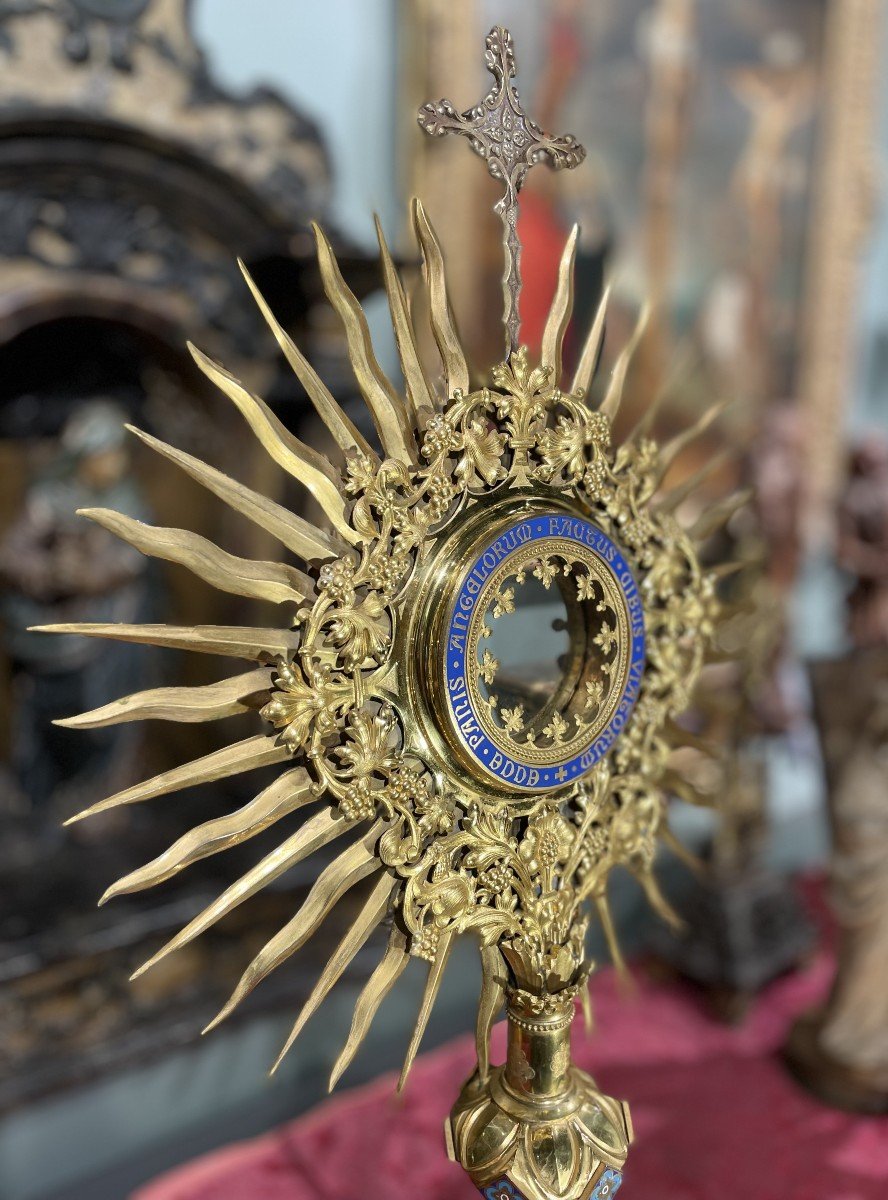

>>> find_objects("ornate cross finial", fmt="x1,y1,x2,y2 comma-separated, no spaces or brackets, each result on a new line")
418,25,586,357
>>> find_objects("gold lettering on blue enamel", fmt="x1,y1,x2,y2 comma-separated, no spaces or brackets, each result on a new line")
443,512,645,792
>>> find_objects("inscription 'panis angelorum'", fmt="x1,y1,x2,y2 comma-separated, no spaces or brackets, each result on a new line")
444,513,645,792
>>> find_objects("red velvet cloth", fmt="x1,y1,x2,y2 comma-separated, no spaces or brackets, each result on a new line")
134,948,888,1200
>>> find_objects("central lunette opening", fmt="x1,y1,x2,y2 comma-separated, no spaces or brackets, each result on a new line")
410,500,646,799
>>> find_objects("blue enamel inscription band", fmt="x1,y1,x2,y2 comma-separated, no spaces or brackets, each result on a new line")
443,511,646,792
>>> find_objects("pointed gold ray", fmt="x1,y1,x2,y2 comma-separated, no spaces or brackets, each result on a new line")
654,447,733,514
635,867,683,931
397,927,454,1092
688,489,751,542
189,344,359,546
79,508,312,606
581,981,594,1036
621,390,670,459
237,261,378,462
412,198,470,398
654,398,732,485
476,944,505,1083
66,734,289,825
126,426,343,564
594,892,627,978
374,214,436,427
571,284,611,399
404,267,439,414
709,559,745,581
662,768,713,807
659,824,705,876
31,622,299,660
312,223,418,465
665,719,721,758
132,810,365,980
540,224,579,385
703,647,746,666
270,873,397,1072
54,667,271,729
598,303,650,421
715,597,756,623
328,927,410,1091
101,767,315,904
623,339,697,447
207,825,384,1032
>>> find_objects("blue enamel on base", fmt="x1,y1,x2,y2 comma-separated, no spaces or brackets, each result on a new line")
444,513,645,792
479,1168,622,1200
591,1167,623,1198
481,1180,526,1200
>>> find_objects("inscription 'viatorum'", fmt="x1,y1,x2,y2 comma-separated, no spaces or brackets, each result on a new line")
442,512,645,793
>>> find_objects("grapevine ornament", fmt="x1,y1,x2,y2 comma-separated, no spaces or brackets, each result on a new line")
37,27,734,1200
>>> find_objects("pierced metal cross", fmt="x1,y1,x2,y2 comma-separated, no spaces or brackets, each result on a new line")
418,25,586,357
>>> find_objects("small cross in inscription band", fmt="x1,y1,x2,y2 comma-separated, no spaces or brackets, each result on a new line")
555,766,568,783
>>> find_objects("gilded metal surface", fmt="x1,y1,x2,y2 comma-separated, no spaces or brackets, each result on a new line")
449,991,632,1200
37,25,737,1200
418,26,585,354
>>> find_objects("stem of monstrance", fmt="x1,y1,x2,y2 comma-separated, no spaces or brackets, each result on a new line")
418,26,586,357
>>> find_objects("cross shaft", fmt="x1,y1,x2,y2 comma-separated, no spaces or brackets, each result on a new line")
418,26,586,357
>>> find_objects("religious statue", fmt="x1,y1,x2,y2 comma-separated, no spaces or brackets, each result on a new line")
785,435,888,1113
730,38,815,256
730,33,815,406
1,399,151,830
637,0,697,394
38,29,736,1198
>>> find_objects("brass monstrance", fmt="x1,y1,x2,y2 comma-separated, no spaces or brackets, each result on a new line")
39,27,728,1200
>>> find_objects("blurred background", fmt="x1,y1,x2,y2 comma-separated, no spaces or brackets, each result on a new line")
0,2,886,1198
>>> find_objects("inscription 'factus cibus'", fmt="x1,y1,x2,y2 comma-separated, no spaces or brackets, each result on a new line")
442,512,646,792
